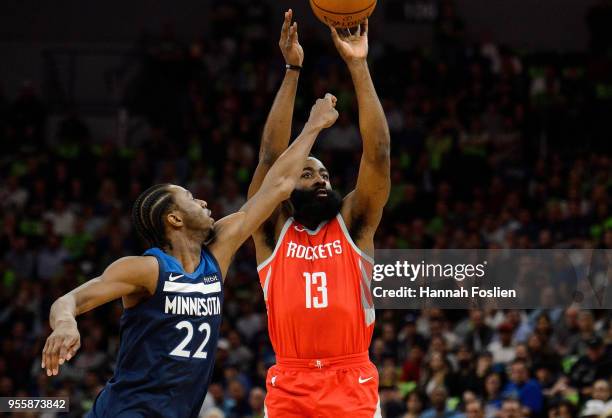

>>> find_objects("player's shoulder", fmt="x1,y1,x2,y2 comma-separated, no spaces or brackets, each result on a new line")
104,256,159,284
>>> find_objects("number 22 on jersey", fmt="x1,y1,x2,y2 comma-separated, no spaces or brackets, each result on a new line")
304,272,328,309
169,321,211,359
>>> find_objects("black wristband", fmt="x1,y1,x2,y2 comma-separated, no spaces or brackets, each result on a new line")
286,64,302,71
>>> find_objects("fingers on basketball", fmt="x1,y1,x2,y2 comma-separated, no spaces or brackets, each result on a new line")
329,25,338,39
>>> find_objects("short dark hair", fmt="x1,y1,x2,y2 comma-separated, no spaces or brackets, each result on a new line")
131,184,176,249
511,358,527,368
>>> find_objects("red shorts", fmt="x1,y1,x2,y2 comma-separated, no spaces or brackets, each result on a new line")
264,352,381,418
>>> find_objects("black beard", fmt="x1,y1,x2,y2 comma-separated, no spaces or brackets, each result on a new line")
290,188,342,229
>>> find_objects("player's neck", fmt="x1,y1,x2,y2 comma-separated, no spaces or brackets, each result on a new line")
294,215,324,231
166,234,202,274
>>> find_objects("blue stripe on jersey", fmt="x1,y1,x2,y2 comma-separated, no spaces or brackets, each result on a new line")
88,247,223,418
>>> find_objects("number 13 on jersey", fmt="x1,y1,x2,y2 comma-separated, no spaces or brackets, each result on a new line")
304,272,328,309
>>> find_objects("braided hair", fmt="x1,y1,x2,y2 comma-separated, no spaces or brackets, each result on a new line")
131,184,176,250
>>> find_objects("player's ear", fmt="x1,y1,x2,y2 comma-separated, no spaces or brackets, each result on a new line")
166,211,183,228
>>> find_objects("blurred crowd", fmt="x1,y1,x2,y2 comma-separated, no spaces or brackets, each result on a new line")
0,0,611,417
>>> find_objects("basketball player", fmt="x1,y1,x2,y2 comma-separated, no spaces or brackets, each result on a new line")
40,94,340,418
248,11,390,417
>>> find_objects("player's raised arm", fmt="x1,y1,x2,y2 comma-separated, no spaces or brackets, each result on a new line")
331,21,391,245
248,9,303,199
211,95,339,271
42,256,157,376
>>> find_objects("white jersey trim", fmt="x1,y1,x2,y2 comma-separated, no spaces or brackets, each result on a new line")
335,214,375,265
262,266,272,301
162,280,221,295
257,218,293,272
373,397,382,417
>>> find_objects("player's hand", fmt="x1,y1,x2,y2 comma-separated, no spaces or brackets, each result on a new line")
280,9,304,67
307,93,339,130
330,19,368,65
42,321,81,376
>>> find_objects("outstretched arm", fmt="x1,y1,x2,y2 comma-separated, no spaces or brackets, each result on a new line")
211,95,339,272
331,21,390,249
248,9,304,199
42,256,157,376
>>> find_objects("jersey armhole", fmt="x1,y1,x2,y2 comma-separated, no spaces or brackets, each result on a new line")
336,214,375,265
257,217,293,272
203,247,225,284
123,254,162,311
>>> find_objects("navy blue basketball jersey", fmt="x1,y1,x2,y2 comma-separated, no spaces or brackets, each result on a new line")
89,247,224,418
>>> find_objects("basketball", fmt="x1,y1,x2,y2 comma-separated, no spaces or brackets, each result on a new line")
309,0,377,28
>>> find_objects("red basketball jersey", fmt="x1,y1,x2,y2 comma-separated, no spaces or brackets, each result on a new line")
257,214,375,359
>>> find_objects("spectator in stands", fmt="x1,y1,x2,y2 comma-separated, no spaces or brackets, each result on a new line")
580,399,607,418
465,399,485,418
488,322,516,365
247,387,265,418
402,345,425,383
4,236,35,280
502,359,543,415
403,390,427,418
553,400,576,418
448,344,480,397
567,311,598,356
224,379,250,418
570,336,612,396
555,308,580,355
499,398,525,418
422,351,453,396
201,407,226,418
421,385,458,418
464,310,494,352
35,234,69,280
475,352,493,382
591,379,610,404
43,197,76,237
528,333,561,379
227,330,254,372
483,372,503,418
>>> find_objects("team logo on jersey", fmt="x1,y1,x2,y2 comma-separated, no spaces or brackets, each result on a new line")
285,240,342,260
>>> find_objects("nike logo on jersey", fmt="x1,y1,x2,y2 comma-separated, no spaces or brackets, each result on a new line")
168,273,184,281
358,376,373,384
271,376,277,387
